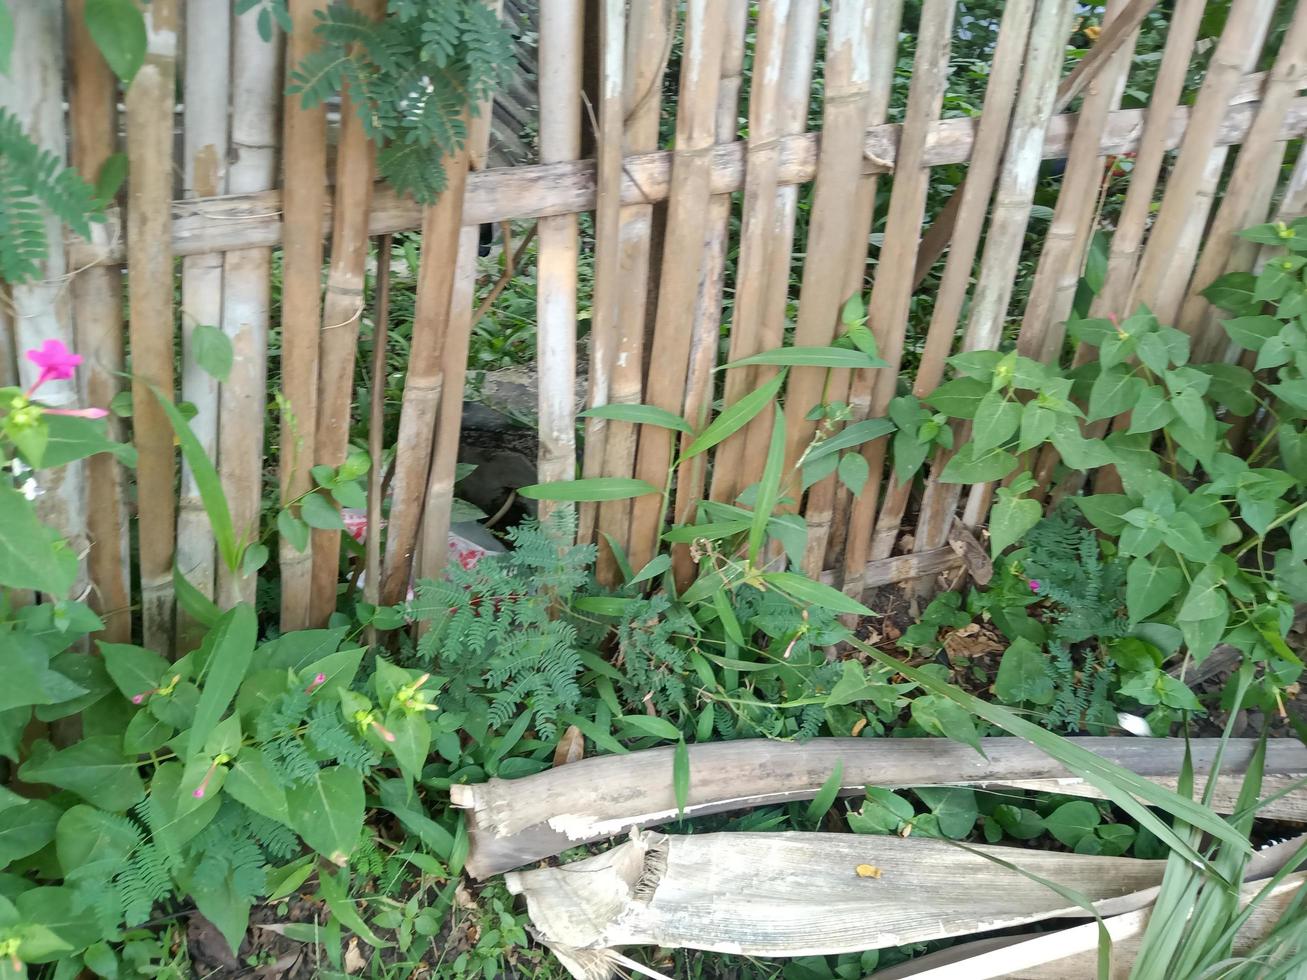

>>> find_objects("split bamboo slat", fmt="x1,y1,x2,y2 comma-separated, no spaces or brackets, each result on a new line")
418,0,506,583
706,0,797,508
364,235,391,644
627,0,729,572
67,0,131,640
801,0,904,577
866,0,1038,565
575,0,627,547
837,0,957,601
278,0,330,630
309,0,384,626
125,0,179,652
1016,0,1137,366
669,0,749,591
534,0,585,526
217,8,282,609
913,0,1077,568
593,0,673,586
1128,0,1279,324
1180,1,1307,362
176,0,231,624
3,2,87,609
0,291,14,388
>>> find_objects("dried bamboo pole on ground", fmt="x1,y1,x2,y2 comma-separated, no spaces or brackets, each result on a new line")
626,0,728,571
837,0,957,600
866,0,1038,564
125,0,180,651
534,0,584,526
379,152,470,604
575,0,626,546
176,0,231,620
1127,0,1279,323
593,0,673,586
217,8,281,608
278,0,330,630
418,1,505,583
704,0,796,507
670,0,748,589
913,0,1077,564
1016,0,1137,365
67,0,131,640
309,0,384,626
800,0,904,576
364,236,391,645
1180,0,1307,362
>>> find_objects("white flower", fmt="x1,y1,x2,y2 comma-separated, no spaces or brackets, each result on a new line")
19,478,42,500
1117,712,1152,737
9,459,30,476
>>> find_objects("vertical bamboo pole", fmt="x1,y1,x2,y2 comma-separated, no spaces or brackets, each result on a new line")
309,0,384,626
365,235,391,637
837,0,957,600
1180,0,1307,362
125,0,179,651
576,0,627,545
67,0,131,639
217,8,281,609
379,151,470,605
278,0,330,630
670,0,749,589
705,0,795,508
594,1,673,585
912,0,1076,567
865,0,1037,564
627,0,728,571
176,0,231,622
535,0,585,525
418,0,506,583
1016,0,1136,366
1127,0,1278,324
802,0,904,576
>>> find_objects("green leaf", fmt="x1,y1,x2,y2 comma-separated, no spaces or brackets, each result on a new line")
1222,314,1283,350
0,799,62,865
994,637,1054,705
1126,557,1182,624
915,787,978,839
192,325,232,382
750,409,787,561
1178,565,1226,621
804,417,896,462
837,452,870,497
94,152,128,203
1044,800,1101,848
300,491,346,529
994,804,1045,840
616,714,680,741
0,487,77,597
518,478,659,502
1126,386,1175,435
580,403,692,433
99,641,169,702
1050,416,1117,469
723,346,886,370
682,370,787,460
760,571,874,617
0,4,11,74
911,696,983,754
972,391,1020,453
989,490,1041,558
277,509,310,553
187,604,257,759
55,804,139,876
239,543,269,576
1202,271,1257,314
1088,366,1145,422
673,738,690,819
223,748,289,824
376,779,453,859
805,761,844,825
287,767,364,866
1075,494,1133,534
174,564,220,629
925,377,988,419
628,554,671,587
84,0,147,83
19,737,143,811
938,444,1018,483
317,867,391,948
39,415,135,468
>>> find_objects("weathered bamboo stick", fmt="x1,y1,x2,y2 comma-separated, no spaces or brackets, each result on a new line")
364,235,390,645
309,0,384,626
0,290,15,389
534,0,585,526
75,95,1307,267
1181,0,1307,362
670,0,749,590
801,0,904,576
67,0,131,640
176,0,230,619
627,0,728,571
417,0,505,584
125,0,180,651
575,0,626,547
217,7,281,609
379,152,470,605
705,0,796,507
593,0,673,586
837,0,957,600
866,0,1038,565
1128,0,1279,323
451,736,1307,879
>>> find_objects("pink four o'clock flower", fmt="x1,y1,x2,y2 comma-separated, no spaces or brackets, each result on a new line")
25,340,83,395
1028,579,1041,593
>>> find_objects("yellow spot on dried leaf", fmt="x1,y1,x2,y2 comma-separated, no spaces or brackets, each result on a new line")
855,864,882,879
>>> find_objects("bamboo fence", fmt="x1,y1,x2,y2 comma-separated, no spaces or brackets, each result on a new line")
4,0,1307,645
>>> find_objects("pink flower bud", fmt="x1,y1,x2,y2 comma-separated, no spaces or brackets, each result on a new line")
371,720,396,743
192,786,206,799
131,694,145,704
1029,579,1041,593
305,672,327,693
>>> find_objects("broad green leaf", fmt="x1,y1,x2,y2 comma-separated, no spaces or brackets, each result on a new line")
750,409,787,561
0,799,62,866
616,714,680,741
95,152,128,203
39,415,135,468
191,324,233,382
1075,494,1133,535
911,695,983,754
1126,386,1175,435
1126,557,1182,624
805,761,844,825
223,748,290,824
55,804,139,874
300,491,346,529
1221,315,1282,350
994,637,1054,705
761,571,873,617
972,391,1020,453
174,564,220,629
1087,367,1145,422
317,867,391,948
187,604,257,759
376,778,454,859
1018,401,1056,452
19,737,144,811
673,738,690,818
260,627,347,672
915,787,978,839
0,487,77,597
1050,416,1117,469
518,478,659,502
682,370,787,460
628,554,671,587
1178,566,1226,621
994,804,1046,840
287,766,364,865
836,451,869,497
580,403,692,432
724,346,886,370
925,377,988,419
805,417,896,462
277,509,310,552
989,490,1041,558
1044,800,1101,848
939,444,1018,484
1201,271,1256,314
84,0,146,83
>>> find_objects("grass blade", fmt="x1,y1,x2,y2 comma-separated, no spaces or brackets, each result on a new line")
681,370,787,462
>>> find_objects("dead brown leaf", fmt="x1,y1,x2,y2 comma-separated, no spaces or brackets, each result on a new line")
344,937,366,974
553,724,585,767
943,623,1004,660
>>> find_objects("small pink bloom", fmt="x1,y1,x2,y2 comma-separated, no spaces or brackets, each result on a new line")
371,720,396,743
131,694,145,704
44,407,108,419
1029,579,1041,593
25,340,83,394
304,672,327,694
192,786,205,799
193,759,222,798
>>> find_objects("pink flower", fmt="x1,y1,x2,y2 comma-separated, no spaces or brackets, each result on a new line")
25,340,83,395
1029,579,1041,593
371,720,396,743
44,407,108,419
304,672,327,694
